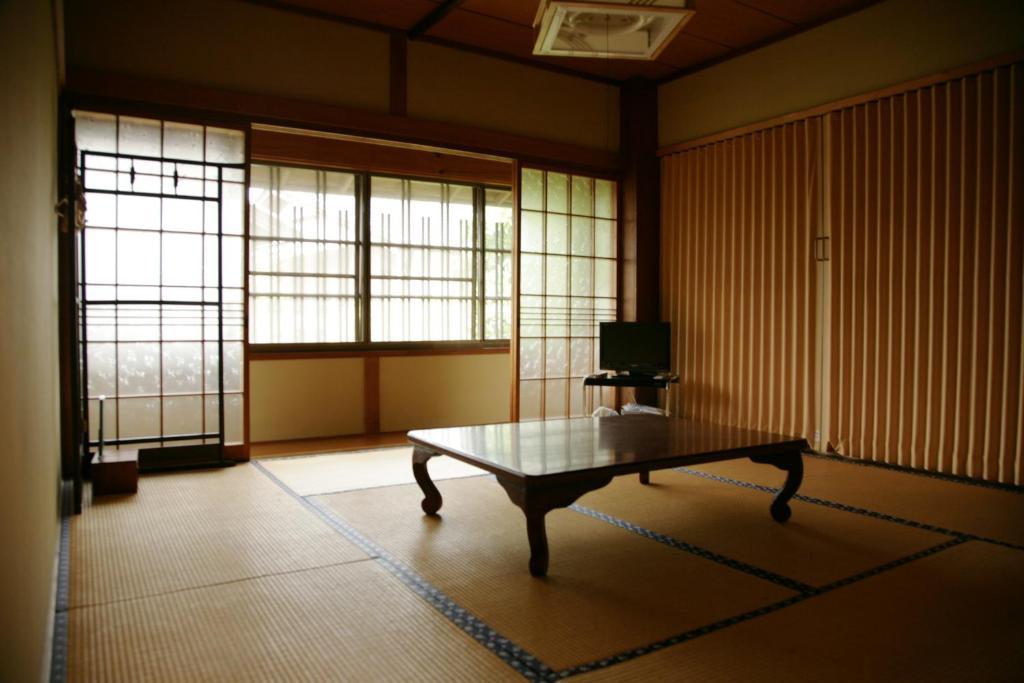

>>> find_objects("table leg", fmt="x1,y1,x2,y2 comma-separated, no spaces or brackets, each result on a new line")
412,446,442,515
639,471,651,485
751,451,803,522
525,511,549,577
496,474,613,577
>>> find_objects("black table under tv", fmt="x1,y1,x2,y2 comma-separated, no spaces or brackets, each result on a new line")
583,372,679,413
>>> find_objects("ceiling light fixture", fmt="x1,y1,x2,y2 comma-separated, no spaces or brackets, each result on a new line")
532,0,694,60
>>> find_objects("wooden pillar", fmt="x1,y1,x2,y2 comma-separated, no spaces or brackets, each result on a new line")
619,78,660,324
619,79,661,406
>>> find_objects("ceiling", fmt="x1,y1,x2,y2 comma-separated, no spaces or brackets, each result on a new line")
258,0,879,83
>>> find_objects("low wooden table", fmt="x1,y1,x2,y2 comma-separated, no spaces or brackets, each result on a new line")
408,415,807,577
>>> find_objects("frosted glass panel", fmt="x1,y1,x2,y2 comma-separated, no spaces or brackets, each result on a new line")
570,338,593,377
571,176,594,215
520,339,543,379
547,173,568,213
163,342,202,394
206,127,245,164
118,397,160,439
118,117,162,156
521,211,543,253
571,217,593,256
595,219,615,258
545,339,567,378
545,256,568,296
164,122,204,161
163,395,202,435
595,179,615,219
87,343,117,397
118,343,161,396
519,381,543,421
75,112,116,153
546,214,568,254
545,379,568,418
521,168,544,211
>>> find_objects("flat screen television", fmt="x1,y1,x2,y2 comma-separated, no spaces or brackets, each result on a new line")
599,322,670,375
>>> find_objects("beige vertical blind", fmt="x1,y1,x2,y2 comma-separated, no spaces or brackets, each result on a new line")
660,119,822,441
826,64,1023,484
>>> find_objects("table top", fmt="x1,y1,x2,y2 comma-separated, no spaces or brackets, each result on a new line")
408,416,807,480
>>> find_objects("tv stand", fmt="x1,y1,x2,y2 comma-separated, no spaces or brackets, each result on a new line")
583,372,679,418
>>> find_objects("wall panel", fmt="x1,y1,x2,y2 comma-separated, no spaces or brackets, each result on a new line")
826,64,1024,483
660,119,821,441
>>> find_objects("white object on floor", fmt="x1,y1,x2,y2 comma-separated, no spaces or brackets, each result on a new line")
592,406,619,417
621,402,665,416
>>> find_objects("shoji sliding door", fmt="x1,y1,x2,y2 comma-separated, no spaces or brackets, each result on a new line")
660,120,822,442
825,64,1023,483
518,168,618,420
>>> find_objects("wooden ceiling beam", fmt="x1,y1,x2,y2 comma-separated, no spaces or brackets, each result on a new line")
408,0,463,40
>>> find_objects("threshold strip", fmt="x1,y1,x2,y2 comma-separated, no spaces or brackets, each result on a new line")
675,467,1024,552
252,461,554,681
569,504,815,594
556,537,968,679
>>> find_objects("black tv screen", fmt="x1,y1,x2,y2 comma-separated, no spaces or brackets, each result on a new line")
599,322,670,374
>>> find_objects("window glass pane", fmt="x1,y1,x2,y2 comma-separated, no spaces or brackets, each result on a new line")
248,165,359,343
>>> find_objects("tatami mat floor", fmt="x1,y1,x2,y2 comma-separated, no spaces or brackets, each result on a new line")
65,445,1024,681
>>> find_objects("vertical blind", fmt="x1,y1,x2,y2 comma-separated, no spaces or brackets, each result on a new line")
661,61,1022,485
826,64,1023,484
661,120,821,442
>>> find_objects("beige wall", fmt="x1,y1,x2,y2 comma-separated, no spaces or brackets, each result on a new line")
380,353,511,432
659,0,1024,145
408,42,620,152
248,353,511,441
0,0,62,680
249,358,365,442
64,0,391,113
65,0,620,152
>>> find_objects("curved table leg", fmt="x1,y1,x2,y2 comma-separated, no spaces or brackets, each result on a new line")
497,474,613,577
751,451,803,522
525,511,549,577
412,446,442,515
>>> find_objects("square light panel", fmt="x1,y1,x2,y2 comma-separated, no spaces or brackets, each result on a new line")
533,0,694,60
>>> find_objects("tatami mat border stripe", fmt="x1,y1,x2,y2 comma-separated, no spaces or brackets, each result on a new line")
676,467,1024,552
556,537,969,679
257,444,414,462
806,451,1024,494
251,461,555,681
569,504,816,594
50,483,73,683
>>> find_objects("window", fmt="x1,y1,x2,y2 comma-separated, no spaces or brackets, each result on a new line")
518,168,617,420
248,165,512,345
